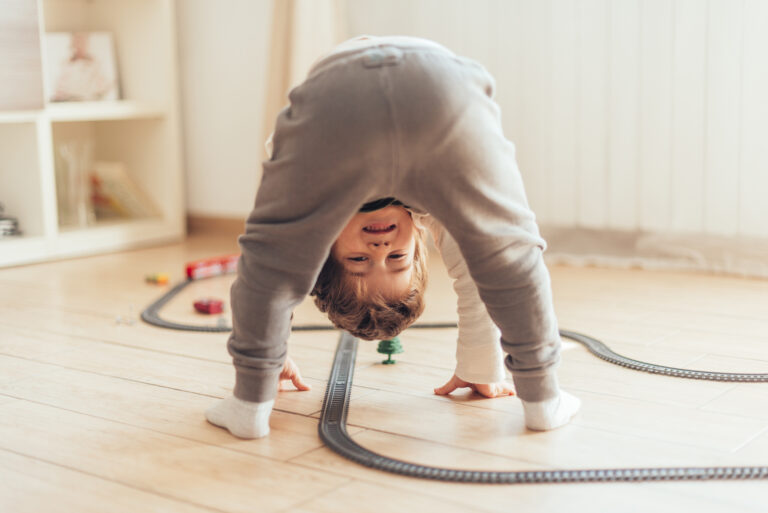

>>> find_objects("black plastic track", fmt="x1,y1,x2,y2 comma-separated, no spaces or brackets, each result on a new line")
142,279,768,483
141,280,768,383
319,332,768,484
140,280,456,333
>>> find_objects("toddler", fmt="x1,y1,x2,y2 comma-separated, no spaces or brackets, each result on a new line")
206,35,580,439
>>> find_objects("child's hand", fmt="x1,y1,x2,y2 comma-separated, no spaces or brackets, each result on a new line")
278,356,312,391
434,373,515,398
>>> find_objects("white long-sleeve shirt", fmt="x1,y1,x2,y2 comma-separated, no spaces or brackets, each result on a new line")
419,215,506,384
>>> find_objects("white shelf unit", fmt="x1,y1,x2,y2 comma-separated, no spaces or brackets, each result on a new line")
0,0,184,268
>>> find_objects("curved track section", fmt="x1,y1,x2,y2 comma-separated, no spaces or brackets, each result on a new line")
319,332,768,484
140,280,456,333
562,330,768,383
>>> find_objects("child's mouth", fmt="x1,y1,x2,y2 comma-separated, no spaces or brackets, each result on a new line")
363,223,396,234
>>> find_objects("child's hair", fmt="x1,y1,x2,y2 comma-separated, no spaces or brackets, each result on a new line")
311,223,428,341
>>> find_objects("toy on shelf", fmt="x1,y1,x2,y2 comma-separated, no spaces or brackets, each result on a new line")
145,272,169,285
194,298,224,314
0,203,21,238
185,254,239,280
376,336,403,365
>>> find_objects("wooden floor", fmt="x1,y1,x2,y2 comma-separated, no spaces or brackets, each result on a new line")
1,232,767,512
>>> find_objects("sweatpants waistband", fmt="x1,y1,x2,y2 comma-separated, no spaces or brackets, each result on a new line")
307,37,457,79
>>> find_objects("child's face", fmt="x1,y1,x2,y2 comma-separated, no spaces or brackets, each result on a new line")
331,206,416,300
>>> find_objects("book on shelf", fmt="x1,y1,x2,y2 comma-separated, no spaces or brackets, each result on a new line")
90,161,161,220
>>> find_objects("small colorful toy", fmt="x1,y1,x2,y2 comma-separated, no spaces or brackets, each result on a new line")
376,336,403,364
145,272,169,285
0,203,21,238
185,254,239,280
193,298,224,314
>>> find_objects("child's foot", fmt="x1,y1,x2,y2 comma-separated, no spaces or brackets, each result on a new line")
521,390,581,431
205,395,274,439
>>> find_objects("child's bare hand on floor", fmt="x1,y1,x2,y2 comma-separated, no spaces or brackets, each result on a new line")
434,374,515,398
278,356,312,391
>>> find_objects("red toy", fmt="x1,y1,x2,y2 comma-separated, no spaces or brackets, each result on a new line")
185,254,239,280
193,298,224,314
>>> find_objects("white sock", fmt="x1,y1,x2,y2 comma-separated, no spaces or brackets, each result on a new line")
521,390,581,431
205,395,274,439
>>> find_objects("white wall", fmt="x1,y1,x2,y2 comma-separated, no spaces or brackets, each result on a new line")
347,0,768,238
176,0,273,218
178,0,768,240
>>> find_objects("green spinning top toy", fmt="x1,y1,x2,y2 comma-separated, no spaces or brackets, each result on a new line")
376,336,403,364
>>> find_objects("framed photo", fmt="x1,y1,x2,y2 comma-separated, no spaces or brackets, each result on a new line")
45,32,120,102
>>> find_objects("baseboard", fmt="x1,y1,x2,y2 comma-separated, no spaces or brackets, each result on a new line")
541,225,768,279
186,215,244,237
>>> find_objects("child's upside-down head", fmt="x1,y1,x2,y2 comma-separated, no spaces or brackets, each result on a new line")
311,204,428,340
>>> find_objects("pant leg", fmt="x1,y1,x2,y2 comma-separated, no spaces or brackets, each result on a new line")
391,52,560,402
229,54,397,402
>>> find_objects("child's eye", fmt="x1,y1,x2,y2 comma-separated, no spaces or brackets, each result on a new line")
348,256,367,262
388,254,406,260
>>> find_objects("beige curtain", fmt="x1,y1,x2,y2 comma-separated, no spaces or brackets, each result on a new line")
261,0,348,152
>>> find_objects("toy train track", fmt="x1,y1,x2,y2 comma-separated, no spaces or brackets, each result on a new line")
140,279,456,333
140,279,768,383
321,332,768,484
142,278,768,483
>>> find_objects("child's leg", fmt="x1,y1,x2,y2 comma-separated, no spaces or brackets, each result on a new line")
392,51,579,427
223,54,399,411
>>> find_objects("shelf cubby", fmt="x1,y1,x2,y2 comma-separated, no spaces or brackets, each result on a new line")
0,122,46,239
0,0,183,268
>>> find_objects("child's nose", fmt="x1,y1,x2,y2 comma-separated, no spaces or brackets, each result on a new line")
369,241,390,249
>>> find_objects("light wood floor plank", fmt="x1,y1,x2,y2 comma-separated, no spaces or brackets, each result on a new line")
730,428,768,465
557,356,738,407
288,480,489,513
639,309,768,339
0,329,374,417
0,305,234,363
0,448,216,513
0,400,348,513
555,318,679,348
686,353,768,373
0,363,360,463
650,329,768,363
0,352,67,386
701,384,768,422
549,265,768,320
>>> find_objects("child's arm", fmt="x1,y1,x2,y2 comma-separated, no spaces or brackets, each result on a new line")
421,216,514,397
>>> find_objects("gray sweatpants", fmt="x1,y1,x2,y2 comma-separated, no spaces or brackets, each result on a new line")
228,38,561,403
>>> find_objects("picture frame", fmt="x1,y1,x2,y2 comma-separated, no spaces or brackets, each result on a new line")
44,31,120,102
